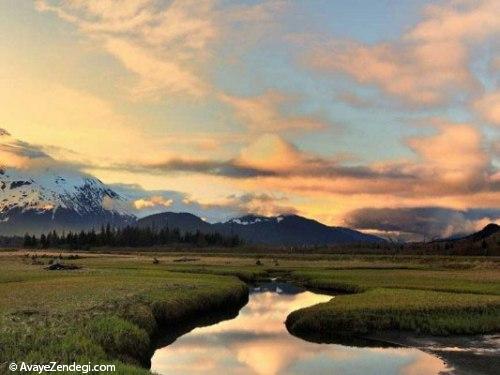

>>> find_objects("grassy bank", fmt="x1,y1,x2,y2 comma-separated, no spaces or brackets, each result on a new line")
286,267,500,341
291,268,500,295
1,250,499,374
286,288,499,339
0,254,248,374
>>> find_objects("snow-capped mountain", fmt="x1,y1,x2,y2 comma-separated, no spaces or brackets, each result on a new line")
216,214,385,245
226,214,280,226
138,212,385,246
0,166,135,235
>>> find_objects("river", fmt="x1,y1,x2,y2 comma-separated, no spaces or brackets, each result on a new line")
150,281,461,375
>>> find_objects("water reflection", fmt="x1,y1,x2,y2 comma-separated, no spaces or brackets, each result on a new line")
151,282,451,375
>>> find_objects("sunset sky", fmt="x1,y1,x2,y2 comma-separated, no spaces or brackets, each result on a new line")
0,0,499,240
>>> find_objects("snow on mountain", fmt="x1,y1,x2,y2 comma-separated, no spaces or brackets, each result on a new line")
227,214,275,225
216,213,386,245
0,166,135,235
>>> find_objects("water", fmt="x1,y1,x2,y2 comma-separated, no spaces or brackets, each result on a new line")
151,282,452,375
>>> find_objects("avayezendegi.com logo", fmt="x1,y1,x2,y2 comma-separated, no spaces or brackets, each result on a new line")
7,362,115,373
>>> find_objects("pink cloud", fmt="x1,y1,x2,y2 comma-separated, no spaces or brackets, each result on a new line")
305,0,500,106
219,91,328,133
473,91,500,126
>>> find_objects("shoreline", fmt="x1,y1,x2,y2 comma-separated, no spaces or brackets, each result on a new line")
144,285,249,368
365,332,500,375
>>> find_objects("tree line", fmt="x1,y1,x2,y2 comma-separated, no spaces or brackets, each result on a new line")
23,224,244,249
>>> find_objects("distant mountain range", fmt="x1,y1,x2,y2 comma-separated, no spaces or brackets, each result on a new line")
4,166,496,249
0,166,384,245
137,212,385,246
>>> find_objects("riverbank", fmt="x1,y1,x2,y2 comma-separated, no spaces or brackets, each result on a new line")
285,267,500,340
1,251,499,374
0,254,248,374
365,333,500,375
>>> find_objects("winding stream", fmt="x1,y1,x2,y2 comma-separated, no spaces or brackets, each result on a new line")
151,282,453,375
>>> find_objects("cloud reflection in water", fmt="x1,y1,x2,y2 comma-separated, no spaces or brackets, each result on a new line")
151,284,451,375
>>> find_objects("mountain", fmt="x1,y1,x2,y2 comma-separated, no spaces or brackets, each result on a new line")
461,223,499,242
214,214,385,246
137,212,385,246
0,166,135,235
137,212,212,233
0,165,385,245
428,223,499,255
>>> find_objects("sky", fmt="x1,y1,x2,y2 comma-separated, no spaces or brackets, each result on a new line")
0,0,499,240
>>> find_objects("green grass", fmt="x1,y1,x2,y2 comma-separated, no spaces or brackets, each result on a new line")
0,254,248,374
286,267,500,340
1,251,499,374
291,268,500,295
286,288,500,338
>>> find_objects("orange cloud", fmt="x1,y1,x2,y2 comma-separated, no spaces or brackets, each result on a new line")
406,122,490,192
236,133,304,171
35,0,287,103
36,0,216,99
134,196,174,210
230,121,497,208
104,38,207,98
308,39,472,106
306,0,500,105
130,123,496,201
219,91,328,133
473,91,500,126
0,66,148,166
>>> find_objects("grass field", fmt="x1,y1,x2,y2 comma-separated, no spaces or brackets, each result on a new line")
0,250,499,374
0,252,248,374
285,265,500,340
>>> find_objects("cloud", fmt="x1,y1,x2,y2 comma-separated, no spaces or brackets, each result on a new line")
305,0,500,106
405,121,491,193
0,65,148,165
202,192,298,218
36,0,216,99
0,128,92,174
133,195,173,210
124,133,411,181
473,90,500,126
111,183,294,220
336,92,375,109
35,0,287,101
143,157,278,178
219,92,328,133
117,123,496,200
0,130,53,169
344,206,500,241
235,133,305,171
104,37,208,98
307,39,472,106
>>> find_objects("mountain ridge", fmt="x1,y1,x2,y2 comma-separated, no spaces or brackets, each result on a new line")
137,211,385,246
0,166,134,235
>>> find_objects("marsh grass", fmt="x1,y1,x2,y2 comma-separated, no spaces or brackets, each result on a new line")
292,268,500,295
286,267,500,340
286,288,500,339
1,251,499,374
0,255,248,374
